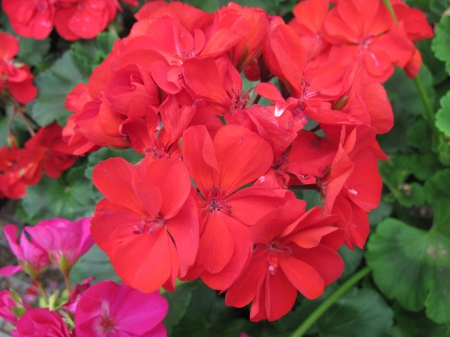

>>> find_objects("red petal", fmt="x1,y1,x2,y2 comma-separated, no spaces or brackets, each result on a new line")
182,125,220,196
279,256,324,299
141,159,191,219
291,245,344,285
200,213,252,290
214,125,273,195
114,228,176,293
91,199,143,256
225,247,266,308
288,227,340,249
264,268,297,321
250,199,306,245
197,211,234,274
165,195,199,278
93,158,145,215
227,187,296,226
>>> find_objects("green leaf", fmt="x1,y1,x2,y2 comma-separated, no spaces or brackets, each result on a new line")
19,165,95,224
409,152,442,181
407,120,432,153
379,156,427,207
315,288,393,337
27,51,84,126
71,32,117,78
163,281,198,335
70,244,120,284
432,16,450,76
424,169,450,235
380,67,435,153
430,0,449,16
417,39,447,86
184,0,220,12
338,246,364,281
27,32,117,127
366,218,450,324
17,37,51,68
436,91,450,136
387,304,450,337
437,134,450,165
369,199,393,226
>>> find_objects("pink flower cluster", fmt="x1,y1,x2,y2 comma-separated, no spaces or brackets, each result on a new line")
2,0,138,41
0,217,169,336
4,281,168,337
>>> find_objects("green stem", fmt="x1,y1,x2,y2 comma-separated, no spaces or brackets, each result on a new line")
413,76,435,126
35,279,49,301
290,266,371,337
381,0,398,23
63,272,72,293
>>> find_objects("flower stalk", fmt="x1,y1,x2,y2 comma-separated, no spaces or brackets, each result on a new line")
290,266,371,337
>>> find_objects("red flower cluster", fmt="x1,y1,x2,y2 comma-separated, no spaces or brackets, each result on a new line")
2,0,138,41
0,32,36,104
0,123,78,199
64,0,432,321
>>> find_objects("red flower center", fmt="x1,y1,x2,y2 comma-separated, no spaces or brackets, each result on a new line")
267,239,292,258
201,188,232,214
133,216,166,235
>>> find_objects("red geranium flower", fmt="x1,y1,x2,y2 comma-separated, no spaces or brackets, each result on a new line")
182,125,295,290
92,158,199,293
226,200,344,322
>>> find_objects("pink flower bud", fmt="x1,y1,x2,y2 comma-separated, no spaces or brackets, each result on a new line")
0,225,50,278
0,290,31,325
26,217,94,274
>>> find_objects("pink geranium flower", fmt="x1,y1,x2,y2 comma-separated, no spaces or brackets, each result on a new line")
75,280,168,337
12,308,71,337
0,225,51,278
0,290,32,325
26,217,94,274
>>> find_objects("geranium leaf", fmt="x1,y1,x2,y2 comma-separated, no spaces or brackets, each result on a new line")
379,67,434,153
387,304,450,337
366,218,450,324
407,120,432,153
27,32,117,127
19,166,95,224
432,16,450,76
315,288,393,337
163,281,198,335
435,91,450,137
26,51,83,127
424,169,450,236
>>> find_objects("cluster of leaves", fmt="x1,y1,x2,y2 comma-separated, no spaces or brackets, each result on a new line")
1,0,450,336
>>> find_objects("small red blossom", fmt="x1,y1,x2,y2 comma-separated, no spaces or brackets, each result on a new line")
0,32,37,104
